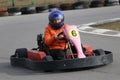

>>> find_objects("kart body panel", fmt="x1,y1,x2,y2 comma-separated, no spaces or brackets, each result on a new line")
64,25,86,58
10,50,113,71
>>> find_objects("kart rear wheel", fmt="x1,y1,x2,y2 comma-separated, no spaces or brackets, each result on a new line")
15,48,27,58
94,49,105,56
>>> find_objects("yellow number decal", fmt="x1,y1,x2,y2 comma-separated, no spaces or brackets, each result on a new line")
69,29,79,38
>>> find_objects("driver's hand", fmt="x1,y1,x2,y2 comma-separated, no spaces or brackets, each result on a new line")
54,35,59,40
54,33,65,40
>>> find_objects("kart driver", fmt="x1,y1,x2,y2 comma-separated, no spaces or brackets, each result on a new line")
44,10,69,60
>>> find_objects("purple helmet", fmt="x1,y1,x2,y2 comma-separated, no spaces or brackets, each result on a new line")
49,10,64,29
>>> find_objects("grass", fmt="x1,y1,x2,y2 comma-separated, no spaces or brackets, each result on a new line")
91,20,120,31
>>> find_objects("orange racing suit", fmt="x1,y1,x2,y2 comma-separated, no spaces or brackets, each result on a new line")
44,23,68,50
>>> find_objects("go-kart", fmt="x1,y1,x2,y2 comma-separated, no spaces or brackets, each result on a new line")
10,25,113,71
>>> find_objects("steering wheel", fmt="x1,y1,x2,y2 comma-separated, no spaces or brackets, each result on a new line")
56,32,66,40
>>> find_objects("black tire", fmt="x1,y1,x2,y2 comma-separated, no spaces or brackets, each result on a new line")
60,3,73,10
7,7,21,16
36,6,48,13
8,8,21,13
15,48,27,58
104,0,119,6
94,49,105,56
42,56,53,61
21,6,36,14
90,1,104,8
72,1,89,9
48,4,60,12
48,4,60,9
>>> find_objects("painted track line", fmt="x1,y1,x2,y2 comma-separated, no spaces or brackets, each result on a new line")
77,18,120,37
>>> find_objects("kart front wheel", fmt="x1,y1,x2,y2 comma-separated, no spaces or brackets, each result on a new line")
94,49,105,56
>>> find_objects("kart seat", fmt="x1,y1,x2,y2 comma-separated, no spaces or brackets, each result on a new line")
37,34,51,55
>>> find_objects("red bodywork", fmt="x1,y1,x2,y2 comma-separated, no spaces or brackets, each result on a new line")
27,50,46,61
66,45,93,59
27,45,93,61
83,45,93,56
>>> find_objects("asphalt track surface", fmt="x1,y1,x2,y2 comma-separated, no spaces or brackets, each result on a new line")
0,6,120,80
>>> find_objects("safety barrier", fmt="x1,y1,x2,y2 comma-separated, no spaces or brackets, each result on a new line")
0,0,119,17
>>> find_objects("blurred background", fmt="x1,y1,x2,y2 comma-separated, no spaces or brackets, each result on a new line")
0,0,120,16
